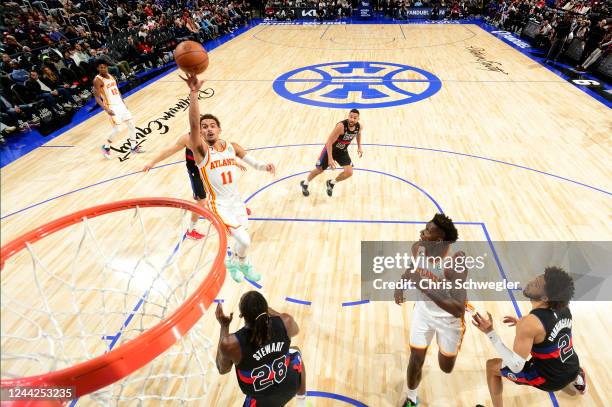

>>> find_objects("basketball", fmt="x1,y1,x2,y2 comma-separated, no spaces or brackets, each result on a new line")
174,40,209,75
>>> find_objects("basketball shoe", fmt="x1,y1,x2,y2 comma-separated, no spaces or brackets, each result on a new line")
402,397,417,407
573,367,587,394
102,145,111,159
300,180,310,196
225,256,244,283
326,180,334,196
239,261,261,282
186,229,205,240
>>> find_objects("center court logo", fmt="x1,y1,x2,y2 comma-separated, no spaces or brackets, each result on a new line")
273,61,441,109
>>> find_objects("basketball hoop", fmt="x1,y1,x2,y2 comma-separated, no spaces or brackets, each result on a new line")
1,198,227,406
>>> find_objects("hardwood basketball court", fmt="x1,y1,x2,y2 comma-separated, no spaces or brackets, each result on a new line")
1,22,610,406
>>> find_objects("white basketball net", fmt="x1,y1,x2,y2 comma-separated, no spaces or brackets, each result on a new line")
1,205,222,405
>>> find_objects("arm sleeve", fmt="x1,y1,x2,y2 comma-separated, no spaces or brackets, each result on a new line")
241,154,267,171
487,330,526,373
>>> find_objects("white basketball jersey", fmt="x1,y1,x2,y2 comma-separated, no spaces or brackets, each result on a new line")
414,245,458,318
197,141,241,206
96,74,123,107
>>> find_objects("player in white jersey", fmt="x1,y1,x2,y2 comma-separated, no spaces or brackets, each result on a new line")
93,59,143,159
181,72,275,283
394,213,468,407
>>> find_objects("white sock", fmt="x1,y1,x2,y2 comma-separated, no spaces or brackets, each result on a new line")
126,121,137,138
296,395,306,407
575,374,584,386
330,179,337,185
303,179,309,186
108,125,120,142
406,388,417,402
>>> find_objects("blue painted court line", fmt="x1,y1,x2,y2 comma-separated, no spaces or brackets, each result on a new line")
249,217,481,225
480,222,559,407
479,223,521,318
246,278,263,289
69,231,188,406
4,139,609,221
342,300,370,307
244,167,444,213
249,217,426,224
0,159,182,220
246,212,557,406
214,299,225,303
0,20,264,168
246,142,611,196
284,78,433,82
104,290,151,350
473,20,611,109
361,143,612,196
3,18,609,167
306,390,368,406
285,297,312,305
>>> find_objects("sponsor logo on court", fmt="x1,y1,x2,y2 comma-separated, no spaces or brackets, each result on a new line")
273,61,441,109
113,88,215,161
466,46,508,75
490,30,531,49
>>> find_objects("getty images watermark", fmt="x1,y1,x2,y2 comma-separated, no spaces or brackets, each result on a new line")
361,241,612,302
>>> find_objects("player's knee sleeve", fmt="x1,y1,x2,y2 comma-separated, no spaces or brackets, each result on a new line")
232,227,251,258
108,125,121,142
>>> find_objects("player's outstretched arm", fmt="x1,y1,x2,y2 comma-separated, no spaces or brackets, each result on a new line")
232,142,276,175
143,134,186,172
215,303,240,374
180,72,205,159
472,312,541,374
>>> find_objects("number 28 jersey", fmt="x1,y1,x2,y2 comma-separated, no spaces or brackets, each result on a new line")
234,316,293,398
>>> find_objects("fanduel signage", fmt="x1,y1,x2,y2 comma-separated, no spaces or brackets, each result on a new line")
403,7,447,18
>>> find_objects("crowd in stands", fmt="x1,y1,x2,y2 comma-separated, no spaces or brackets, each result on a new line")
384,0,482,20
263,0,482,21
2,0,609,144
485,0,610,71
264,0,353,20
1,0,252,143
262,0,609,74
